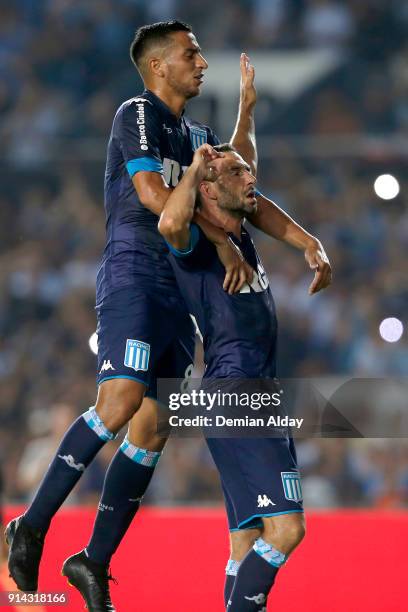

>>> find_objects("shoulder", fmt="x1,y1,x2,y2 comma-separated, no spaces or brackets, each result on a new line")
115,95,159,121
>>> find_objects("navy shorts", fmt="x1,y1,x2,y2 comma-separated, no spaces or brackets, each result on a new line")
96,287,195,399
206,436,303,531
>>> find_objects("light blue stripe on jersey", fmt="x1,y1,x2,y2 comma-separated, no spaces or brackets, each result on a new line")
126,157,163,177
166,223,200,257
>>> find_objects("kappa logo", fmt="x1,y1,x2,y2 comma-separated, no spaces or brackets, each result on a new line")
163,123,173,134
99,360,115,374
58,454,85,472
257,494,276,508
244,593,266,605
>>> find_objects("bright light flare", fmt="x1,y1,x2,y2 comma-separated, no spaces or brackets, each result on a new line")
89,332,98,354
374,174,400,200
379,318,404,343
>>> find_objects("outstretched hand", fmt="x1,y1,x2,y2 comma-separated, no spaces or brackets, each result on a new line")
240,52,256,110
304,241,332,295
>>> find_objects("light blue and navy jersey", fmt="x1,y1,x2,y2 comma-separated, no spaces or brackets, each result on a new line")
167,224,278,378
96,89,220,305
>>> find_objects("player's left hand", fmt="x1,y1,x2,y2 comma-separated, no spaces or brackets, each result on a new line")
239,53,256,110
304,241,332,295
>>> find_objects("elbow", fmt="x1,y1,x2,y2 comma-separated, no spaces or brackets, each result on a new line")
158,213,182,241
157,213,172,239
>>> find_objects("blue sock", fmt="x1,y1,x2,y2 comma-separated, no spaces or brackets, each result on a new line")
224,559,240,608
85,436,161,565
24,407,115,532
227,538,287,611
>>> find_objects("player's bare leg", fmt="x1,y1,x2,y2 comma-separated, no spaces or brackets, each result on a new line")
5,378,146,593
62,397,167,612
126,396,167,452
227,514,305,610
230,529,261,562
93,378,148,432
261,513,305,556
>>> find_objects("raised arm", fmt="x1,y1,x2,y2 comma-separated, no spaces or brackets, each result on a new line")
158,145,221,249
158,146,252,294
248,194,332,295
230,53,257,176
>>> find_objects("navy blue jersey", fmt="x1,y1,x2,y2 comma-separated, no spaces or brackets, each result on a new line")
96,89,219,305
168,224,278,378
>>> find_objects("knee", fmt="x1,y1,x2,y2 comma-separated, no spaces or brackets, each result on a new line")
282,519,306,550
262,515,305,554
126,397,167,452
95,381,144,431
230,528,261,561
105,401,140,428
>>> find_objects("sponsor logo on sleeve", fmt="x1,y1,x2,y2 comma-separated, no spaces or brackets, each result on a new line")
134,99,148,151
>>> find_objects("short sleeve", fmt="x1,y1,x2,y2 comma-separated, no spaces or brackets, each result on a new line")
166,223,201,258
115,99,163,177
167,224,215,270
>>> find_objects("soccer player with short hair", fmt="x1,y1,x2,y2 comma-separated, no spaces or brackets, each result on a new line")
158,143,331,610
6,21,257,610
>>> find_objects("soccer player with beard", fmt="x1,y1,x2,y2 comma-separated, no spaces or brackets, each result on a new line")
159,143,331,611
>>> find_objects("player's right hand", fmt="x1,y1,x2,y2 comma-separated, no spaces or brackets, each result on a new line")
216,237,254,294
191,144,223,182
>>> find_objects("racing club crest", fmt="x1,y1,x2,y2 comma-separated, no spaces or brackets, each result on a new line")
124,339,150,372
190,126,207,151
281,471,303,502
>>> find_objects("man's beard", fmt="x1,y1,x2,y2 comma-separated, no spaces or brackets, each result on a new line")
218,185,252,217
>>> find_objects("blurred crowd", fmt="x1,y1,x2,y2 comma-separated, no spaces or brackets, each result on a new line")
1,0,408,165
0,1,407,510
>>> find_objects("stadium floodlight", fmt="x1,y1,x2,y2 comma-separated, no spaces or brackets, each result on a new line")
88,332,98,354
374,174,400,200
379,317,404,343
